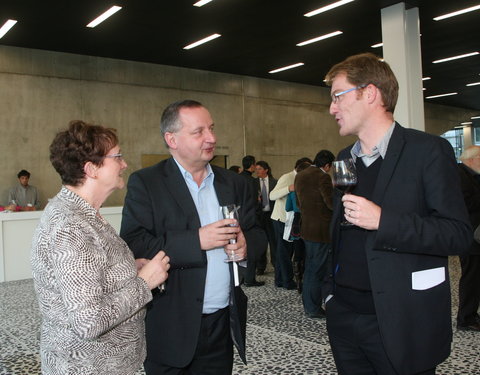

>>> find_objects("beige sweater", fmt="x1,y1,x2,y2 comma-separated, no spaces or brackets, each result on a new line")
269,170,296,223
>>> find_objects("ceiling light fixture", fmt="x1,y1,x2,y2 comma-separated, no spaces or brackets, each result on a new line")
371,42,383,48
297,31,343,47
304,0,355,17
471,116,480,120
194,0,213,7
426,92,458,99
461,121,473,125
422,77,431,81
0,19,17,39
433,4,480,21
433,52,479,64
269,63,304,74
87,6,122,28
466,82,480,86
183,33,221,50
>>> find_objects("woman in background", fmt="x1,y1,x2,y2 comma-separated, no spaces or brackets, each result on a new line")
31,120,170,375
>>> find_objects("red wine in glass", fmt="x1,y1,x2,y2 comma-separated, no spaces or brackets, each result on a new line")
335,181,357,194
332,159,357,225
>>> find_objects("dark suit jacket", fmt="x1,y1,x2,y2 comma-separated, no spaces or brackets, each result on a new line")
295,166,333,243
254,176,277,214
458,163,480,255
120,158,255,367
329,123,471,375
239,170,268,261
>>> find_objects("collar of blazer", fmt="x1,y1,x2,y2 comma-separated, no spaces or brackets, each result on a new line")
332,122,405,225
162,158,237,224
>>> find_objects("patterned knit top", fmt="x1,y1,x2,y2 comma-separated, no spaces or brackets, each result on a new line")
31,186,152,375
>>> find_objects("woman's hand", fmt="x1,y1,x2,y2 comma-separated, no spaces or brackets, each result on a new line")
137,250,170,290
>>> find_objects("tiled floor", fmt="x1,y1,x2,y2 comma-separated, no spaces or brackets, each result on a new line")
1,257,479,375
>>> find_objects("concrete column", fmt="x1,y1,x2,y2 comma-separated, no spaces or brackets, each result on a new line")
381,3,425,131
463,126,473,148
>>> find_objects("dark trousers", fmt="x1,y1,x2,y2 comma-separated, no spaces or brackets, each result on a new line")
326,298,435,375
457,253,480,326
272,219,294,288
257,211,276,271
245,227,267,283
302,240,330,314
144,307,233,375
293,238,305,263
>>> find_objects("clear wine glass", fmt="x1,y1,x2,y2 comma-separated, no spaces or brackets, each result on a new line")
332,159,357,226
220,204,244,262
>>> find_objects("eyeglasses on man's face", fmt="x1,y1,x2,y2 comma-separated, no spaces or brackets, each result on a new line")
104,153,124,162
331,84,368,104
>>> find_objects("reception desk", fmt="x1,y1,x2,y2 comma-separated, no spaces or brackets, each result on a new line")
0,207,123,282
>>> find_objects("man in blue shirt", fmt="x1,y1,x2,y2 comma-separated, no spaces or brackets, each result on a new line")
121,100,254,374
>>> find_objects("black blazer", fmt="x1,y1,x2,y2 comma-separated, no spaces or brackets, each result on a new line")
458,163,480,255
254,176,277,213
120,158,255,367
329,123,471,375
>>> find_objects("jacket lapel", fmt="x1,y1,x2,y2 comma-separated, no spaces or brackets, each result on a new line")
213,166,236,207
371,123,406,205
162,158,201,228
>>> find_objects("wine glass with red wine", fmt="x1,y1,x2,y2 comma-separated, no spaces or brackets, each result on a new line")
332,159,357,225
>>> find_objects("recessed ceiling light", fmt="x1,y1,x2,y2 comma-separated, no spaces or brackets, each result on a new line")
426,92,458,99
0,19,17,39
471,116,480,120
422,77,431,81
466,82,480,86
433,52,479,64
461,122,473,125
304,0,355,17
433,4,480,21
87,6,122,28
297,31,343,47
269,63,304,74
371,42,383,48
183,33,221,50
194,0,213,7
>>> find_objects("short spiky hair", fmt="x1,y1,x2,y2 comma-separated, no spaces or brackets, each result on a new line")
17,169,30,179
313,150,335,168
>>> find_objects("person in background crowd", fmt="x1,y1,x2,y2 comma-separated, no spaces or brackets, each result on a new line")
121,100,254,374
31,120,170,375
295,150,335,319
239,155,258,209
456,145,480,332
7,169,40,210
240,155,256,179
238,155,268,287
255,160,277,275
324,52,471,375
285,160,311,292
270,157,312,290
228,165,242,173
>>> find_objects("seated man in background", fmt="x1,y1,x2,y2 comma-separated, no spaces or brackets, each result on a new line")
7,169,40,211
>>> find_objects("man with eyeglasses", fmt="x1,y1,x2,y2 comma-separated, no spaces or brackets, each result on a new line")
323,52,471,375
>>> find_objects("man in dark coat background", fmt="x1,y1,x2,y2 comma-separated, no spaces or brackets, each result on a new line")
457,145,480,331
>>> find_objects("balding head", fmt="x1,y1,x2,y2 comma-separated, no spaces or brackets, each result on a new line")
460,146,480,173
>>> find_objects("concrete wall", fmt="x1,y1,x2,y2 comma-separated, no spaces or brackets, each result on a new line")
0,45,476,207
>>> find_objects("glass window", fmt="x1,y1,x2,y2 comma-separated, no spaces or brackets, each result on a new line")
441,128,464,161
